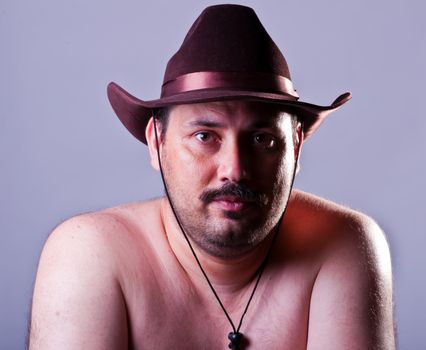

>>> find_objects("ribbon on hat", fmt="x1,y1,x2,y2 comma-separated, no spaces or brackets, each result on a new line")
161,71,299,99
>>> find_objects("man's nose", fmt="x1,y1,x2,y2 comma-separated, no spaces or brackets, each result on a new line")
217,139,249,183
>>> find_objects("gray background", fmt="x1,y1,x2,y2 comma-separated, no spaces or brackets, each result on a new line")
1,0,424,349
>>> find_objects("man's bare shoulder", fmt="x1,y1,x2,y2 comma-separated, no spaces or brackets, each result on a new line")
47,198,163,248
29,198,165,349
40,197,168,281
286,190,395,349
285,189,390,255
289,189,375,225
69,197,162,230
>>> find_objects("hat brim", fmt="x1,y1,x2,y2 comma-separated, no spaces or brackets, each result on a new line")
107,82,351,144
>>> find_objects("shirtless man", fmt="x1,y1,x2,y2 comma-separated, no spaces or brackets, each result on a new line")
29,5,395,349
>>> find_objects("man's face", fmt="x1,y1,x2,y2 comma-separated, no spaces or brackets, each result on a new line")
152,100,299,258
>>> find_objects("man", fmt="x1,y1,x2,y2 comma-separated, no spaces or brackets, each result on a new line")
29,5,395,349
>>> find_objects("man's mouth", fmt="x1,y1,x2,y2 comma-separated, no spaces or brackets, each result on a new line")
211,195,255,212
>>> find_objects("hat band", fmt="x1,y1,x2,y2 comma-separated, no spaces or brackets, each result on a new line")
161,71,299,99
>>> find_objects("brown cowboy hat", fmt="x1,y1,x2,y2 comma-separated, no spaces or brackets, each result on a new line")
107,4,351,144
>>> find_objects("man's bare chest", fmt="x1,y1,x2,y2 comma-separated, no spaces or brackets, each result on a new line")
122,263,316,350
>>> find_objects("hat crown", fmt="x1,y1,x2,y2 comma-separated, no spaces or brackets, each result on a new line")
163,5,291,85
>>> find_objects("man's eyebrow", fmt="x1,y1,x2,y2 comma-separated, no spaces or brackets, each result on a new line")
185,120,225,128
249,118,281,129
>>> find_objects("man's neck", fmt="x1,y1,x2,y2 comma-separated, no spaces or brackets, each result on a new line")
160,198,275,295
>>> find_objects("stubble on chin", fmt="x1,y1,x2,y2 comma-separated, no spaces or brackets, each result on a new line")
174,203,274,258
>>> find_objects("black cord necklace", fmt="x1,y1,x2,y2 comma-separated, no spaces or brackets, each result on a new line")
153,115,300,349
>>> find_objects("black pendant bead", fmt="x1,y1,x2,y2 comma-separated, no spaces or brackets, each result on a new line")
228,331,243,350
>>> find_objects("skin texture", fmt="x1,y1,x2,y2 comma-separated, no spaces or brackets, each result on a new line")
29,101,395,349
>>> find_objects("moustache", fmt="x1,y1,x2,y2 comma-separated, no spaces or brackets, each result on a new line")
199,182,268,206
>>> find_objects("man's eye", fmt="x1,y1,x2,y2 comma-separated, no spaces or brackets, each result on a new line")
195,132,213,142
253,133,275,148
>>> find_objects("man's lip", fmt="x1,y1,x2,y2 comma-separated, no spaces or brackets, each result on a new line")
211,196,255,211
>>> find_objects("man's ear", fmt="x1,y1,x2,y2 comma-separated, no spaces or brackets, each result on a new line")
145,117,161,171
294,123,304,175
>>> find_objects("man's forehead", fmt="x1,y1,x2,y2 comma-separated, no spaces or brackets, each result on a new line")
168,100,294,126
